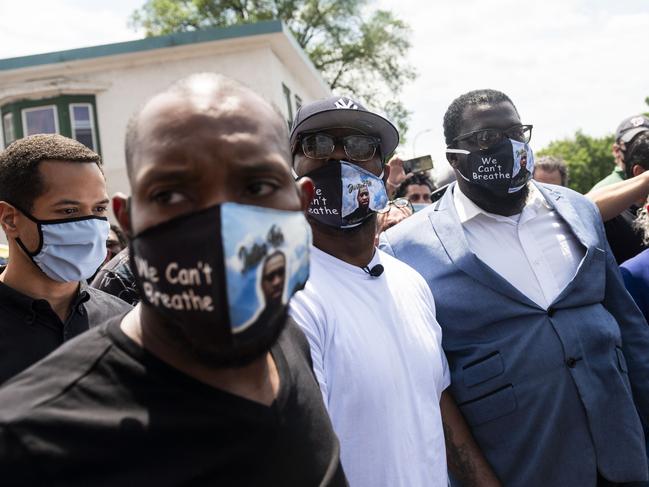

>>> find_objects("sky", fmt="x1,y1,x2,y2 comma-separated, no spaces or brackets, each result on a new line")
1,0,648,180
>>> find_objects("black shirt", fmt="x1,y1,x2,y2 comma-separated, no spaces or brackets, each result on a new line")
0,277,132,385
0,315,347,487
604,205,647,264
90,248,140,306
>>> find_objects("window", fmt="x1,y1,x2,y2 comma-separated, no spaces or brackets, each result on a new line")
70,103,97,150
21,105,59,136
295,95,302,112
2,95,100,152
282,84,293,127
2,113,14,146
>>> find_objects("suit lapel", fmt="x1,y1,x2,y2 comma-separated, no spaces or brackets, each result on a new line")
533,182,600,305
533,182,597,249
430,184,541,308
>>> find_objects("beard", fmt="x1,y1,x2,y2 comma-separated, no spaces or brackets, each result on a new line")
147,303,287,369
307,212,377,235
457,178,530,216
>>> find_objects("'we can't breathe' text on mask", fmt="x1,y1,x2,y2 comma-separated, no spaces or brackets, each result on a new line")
446,138,535,196
300,160,389,229
129,202,311,366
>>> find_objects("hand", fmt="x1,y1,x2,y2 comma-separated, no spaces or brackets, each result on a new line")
386,157,407,196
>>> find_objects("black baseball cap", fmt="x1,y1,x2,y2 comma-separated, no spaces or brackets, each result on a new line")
289,96,399,158
616,115,649,144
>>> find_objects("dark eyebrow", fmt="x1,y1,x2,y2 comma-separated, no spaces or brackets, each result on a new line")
52,198,110,206
235,160,290,175
53,199,82,206
137,166,201,188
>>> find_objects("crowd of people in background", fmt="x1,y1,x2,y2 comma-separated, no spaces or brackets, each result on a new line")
0,73,648,487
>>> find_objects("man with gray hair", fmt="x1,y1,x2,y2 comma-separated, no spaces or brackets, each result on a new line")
533,155,568,186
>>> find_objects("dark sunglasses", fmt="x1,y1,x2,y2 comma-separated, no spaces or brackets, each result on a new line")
453,124,533,150
296,133,381,162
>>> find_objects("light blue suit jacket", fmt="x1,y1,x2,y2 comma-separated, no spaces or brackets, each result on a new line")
380,182,649,486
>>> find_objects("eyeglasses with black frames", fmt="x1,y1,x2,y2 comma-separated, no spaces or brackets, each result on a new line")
452,124,533,150
296,133,381,162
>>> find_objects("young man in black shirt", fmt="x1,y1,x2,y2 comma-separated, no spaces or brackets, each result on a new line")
0,134,132,384
0,74,347,487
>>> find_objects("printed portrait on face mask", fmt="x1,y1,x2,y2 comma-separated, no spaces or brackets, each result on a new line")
303,161,388,229
510,141,534,192
341,163,388,226
223,204,311,334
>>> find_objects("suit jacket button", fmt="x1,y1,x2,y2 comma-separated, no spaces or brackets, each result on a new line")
566,357,577,368
547,307,556,317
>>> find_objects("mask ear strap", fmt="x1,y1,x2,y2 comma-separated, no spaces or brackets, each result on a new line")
5,201,44,258
3,201,40,223
15,236,42,258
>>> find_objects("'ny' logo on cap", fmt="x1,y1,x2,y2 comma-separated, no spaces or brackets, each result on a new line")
334,97,358,110
630,117,646,127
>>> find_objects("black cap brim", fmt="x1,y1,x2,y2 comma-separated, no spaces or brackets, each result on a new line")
290,108,399,158
618,127,649,144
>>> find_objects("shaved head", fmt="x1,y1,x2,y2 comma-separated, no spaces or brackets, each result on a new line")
115,72,314,365
124,73,289,179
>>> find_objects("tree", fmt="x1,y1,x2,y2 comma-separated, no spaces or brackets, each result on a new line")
537,131,615,194
130,0,415,141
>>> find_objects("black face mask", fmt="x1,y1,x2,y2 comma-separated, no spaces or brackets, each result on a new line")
446,138,535,196
129,202,311,367
299,160,388,229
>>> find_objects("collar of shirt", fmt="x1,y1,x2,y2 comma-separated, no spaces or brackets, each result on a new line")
0,268,91,318
453,183,552,226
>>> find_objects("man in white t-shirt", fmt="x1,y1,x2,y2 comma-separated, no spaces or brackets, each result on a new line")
288,96,500,487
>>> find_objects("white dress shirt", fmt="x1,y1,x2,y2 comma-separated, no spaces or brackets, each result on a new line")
453,183,585,308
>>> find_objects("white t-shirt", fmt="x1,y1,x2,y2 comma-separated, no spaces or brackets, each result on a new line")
289,246,450,487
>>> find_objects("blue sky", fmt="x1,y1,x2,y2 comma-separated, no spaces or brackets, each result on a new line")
1,0,648,180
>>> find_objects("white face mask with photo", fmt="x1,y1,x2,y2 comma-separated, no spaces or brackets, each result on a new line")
129,202,311,366
301,160,389,229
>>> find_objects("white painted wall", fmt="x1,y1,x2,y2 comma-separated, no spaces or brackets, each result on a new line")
0,28,331,245
89,43,328,197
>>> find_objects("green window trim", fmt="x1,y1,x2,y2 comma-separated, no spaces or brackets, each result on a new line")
1,95,101,154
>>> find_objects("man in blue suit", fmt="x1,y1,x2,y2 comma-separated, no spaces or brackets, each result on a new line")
380,89,649,487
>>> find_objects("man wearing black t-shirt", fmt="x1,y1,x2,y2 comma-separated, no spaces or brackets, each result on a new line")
0,135,132,384
0,74,346,486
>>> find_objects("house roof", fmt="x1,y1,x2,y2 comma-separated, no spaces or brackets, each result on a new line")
0,20,284,72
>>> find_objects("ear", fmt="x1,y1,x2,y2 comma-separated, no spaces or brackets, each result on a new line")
612,142,626,165
632,164,646,177
296,177,315,213
112,193,131,237
383,164,391,184
0,202,20,238
446,151,459,168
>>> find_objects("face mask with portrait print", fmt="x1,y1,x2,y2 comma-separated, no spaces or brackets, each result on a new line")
446,138,535,196
129,202,311,367
300,160,389,229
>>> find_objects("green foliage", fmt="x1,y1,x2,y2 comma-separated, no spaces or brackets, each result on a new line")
537,131,615,194
130,0,415,139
